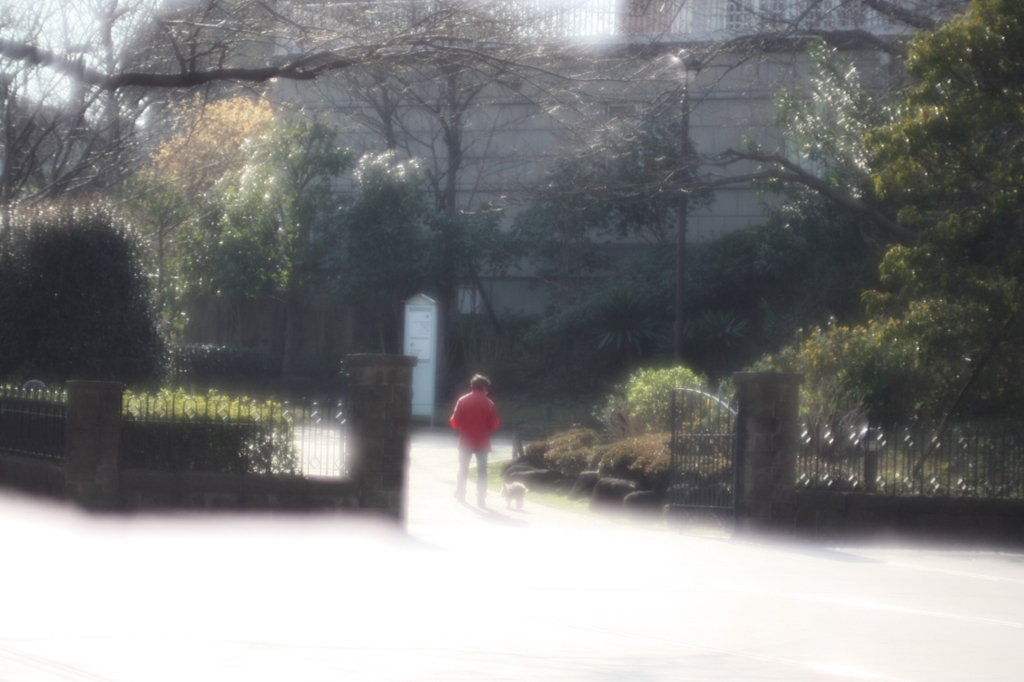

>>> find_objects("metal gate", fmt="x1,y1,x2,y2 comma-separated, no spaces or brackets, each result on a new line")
666,388,738,527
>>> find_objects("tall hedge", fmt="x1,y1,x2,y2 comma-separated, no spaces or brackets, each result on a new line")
0,204,166,385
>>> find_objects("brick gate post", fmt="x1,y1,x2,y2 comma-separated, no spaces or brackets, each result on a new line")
345,354,418,524
732,372,803,534
65,380,123,509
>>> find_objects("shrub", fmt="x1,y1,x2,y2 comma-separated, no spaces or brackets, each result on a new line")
523,428,673,492
593,433,672,492
0,203,166,385
753,319,923,425
521,428,601,479
596,365,702,438
119,389,297,474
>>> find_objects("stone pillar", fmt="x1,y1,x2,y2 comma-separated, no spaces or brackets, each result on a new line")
346,354,417,524
65,381,123,509
732,372,803,534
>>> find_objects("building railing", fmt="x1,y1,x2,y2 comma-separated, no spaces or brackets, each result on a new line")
283,0,926,47
0,385,67,462
796,420,1024,499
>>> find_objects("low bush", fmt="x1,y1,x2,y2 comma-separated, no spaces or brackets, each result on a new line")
593,433,672,493
119,389,297,474
521,428,601,479
521,428,672,493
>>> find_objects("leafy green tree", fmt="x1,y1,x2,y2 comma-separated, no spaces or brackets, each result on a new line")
124,97,279,333
759,0,1024,422
513,118,711,304
773,41,891,202
861,0,1024,419
183,118,354,376
335,151,429,353
334,151,513,355
510,118,714,378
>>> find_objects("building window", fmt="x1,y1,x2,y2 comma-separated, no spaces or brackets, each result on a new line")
726,0,750,30
458,285,483,314
759,0,787,26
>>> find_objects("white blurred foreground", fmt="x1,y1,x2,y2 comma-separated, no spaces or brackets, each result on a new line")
1,431,1023,681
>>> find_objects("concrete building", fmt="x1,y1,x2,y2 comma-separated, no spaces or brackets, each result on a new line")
185,0,959,370
271,0,951,318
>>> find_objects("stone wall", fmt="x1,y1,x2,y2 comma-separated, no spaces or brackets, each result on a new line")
792,490,1024,546
346,354,418,523
64,381,122,509
0,453,64,499
119,471,359,511
0,355,417,523
732,371,803,533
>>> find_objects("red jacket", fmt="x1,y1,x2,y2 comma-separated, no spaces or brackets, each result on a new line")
449,389,499,451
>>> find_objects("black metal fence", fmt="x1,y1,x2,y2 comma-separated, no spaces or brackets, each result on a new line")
0,385,67,461
797,421,1024,499
667,388,737,523
0,383,348,478
120,392,348,477
288,400,348,477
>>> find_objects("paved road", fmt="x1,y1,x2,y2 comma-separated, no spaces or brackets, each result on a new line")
1,429,1022,681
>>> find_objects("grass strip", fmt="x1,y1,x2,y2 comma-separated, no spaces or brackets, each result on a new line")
470,463,715,535
469,463,591,514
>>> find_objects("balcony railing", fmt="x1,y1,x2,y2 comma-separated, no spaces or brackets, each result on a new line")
281,0,930,47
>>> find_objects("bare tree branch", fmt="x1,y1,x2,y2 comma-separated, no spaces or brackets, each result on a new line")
709,148,912,242
860,0,938,29
0,38,369,88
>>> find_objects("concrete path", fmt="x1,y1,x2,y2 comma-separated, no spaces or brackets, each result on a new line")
0,429,1022,681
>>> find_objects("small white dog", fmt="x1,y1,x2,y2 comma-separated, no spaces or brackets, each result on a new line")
500,482,528,510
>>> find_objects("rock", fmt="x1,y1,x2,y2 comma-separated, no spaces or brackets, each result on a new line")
567,471,600,500
623,490,661,513
502,462,540,479
666,479,732,507
506,468,562,488
589,477,636,511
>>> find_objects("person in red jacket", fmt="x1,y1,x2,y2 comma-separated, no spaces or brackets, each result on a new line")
449,374,500,507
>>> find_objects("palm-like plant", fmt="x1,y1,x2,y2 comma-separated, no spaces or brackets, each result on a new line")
593,287,666,365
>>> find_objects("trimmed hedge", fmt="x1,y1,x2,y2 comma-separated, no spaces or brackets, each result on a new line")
119,389,297,474
0,203,166,385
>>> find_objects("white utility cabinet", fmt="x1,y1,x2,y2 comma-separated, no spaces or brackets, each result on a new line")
403,294,438,420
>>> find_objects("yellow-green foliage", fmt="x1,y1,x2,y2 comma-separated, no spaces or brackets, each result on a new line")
597,366,702,438
523,428,601,478
594,433,671,491
754,318,930,422
120,388,297,474
122,388,286,422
